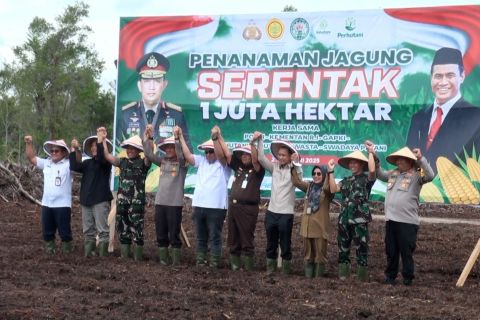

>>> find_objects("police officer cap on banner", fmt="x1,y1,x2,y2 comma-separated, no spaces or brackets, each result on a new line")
136,52,170,79
431,47,464,72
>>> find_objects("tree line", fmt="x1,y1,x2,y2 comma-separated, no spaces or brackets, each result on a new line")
0,2,114,162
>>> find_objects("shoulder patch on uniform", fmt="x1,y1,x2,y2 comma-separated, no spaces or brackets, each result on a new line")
122,101,137,111
166,102,182,112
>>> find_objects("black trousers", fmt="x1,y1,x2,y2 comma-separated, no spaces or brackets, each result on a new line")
155,205,183,248
264,211,294,261
385,220,418,281
227,203,259,256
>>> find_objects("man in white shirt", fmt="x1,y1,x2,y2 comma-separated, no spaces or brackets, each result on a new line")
178,126,231,268
25,136,73,254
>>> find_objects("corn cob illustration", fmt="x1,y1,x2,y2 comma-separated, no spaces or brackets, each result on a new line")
420,182,444,203
145,167,160,192
437,157,480,204
467,158,480,183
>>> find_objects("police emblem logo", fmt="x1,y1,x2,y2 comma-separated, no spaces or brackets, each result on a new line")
129,112,139,123
243,21,262,40
147,55,159,68
266,18,285,40
290,18,309,41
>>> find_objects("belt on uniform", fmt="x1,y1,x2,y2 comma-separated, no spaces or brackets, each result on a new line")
231,199,259,206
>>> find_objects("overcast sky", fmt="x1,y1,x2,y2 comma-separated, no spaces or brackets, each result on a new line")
0,0,473,90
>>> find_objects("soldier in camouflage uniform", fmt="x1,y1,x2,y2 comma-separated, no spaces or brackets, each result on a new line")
99,127,151,261
328,141,376,282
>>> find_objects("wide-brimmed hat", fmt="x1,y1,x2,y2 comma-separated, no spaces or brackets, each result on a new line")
82,136,113,157
270,140,300,161
338,150,369,170
43,140,69,157
386,147,417,165
120,135,143,152
197,139,214,151
158,136,176,152
233,144,252,159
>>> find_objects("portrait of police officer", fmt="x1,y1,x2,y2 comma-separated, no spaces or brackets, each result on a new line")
122,52,192,150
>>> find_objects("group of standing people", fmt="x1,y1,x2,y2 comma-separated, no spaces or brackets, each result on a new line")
25,126,434,286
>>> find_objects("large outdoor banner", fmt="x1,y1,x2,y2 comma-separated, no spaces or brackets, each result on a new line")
115,5,480,204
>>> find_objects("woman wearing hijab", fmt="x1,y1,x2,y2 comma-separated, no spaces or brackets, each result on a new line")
291,157,334,278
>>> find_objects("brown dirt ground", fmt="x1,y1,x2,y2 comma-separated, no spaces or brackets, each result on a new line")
1,194,480,320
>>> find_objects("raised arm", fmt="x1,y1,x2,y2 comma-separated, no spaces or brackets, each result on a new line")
69,138,83,172
253,132,273,173
173,126,186,166
211,125,227,166
178,126,195,166
413,148,434,184
24,135,37,166
327,159,339,193
291,154,308,192
142,124,163,166
98,127,120,167
365,140,376,181
216,127,232,165
249,139,261,172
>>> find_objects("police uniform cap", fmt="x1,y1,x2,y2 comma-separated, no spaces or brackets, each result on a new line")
432,47,463,69
136,52,170,79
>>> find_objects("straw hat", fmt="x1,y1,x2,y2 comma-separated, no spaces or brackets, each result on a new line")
43,139,69,157
82,136,113,157
158,136,176,152
197,139,214,151
270,140,300,161
338,150,369,170
120,135,143,151
232,144,252,159
386,147,417,165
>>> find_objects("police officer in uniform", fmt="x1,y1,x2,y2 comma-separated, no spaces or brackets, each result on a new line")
122,52,192,150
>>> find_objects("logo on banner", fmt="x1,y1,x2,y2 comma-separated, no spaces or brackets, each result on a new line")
290,18,310,40
345,17,356,31
243,21,262,40
314,19,331,36
266,18,285,40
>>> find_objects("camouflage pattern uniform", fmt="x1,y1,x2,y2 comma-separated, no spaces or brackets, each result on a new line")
116,157,151,245
338,173,374,266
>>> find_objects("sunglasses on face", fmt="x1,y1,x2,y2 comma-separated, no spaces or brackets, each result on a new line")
51,149,62,154
312,172,322,176
205,149,214,155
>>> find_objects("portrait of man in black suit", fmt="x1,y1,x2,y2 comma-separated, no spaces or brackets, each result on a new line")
406,47,480,174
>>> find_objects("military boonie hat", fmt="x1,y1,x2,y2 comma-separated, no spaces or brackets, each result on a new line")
197,139,214,151
136,52,170,79
233,144,252,159
431,47,463,69
82,136,113,158
270,140,300,161
338,150,369,170
43,139,69,157
386,147,417,166
121,135,143,152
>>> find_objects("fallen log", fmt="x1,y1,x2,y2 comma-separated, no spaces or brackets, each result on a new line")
0,161,41,206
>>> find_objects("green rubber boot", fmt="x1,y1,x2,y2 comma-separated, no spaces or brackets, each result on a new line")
242,255,255,271
44,240,56,254
196,252,207,266
158,247,170,265
266,258,276,274
315,263,326,278
170,248,181,266
304,262,315,278
120,244,131,258
282,260,292,275
210,255,221,268
339,263,351,280
133,245,143,261
357,265,368,282
230,254,241,271
61,241,73,254
84,241,96,257
98,241,109,257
